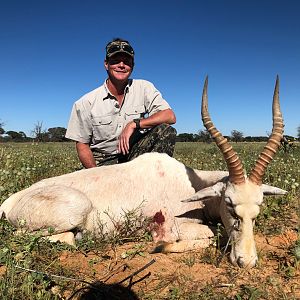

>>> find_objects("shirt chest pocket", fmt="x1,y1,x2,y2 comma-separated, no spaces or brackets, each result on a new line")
125,105,146,122
92,115,115,141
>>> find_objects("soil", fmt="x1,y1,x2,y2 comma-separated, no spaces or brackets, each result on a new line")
56,229,300,299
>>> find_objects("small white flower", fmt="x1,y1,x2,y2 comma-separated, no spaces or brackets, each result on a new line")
18,219,26,227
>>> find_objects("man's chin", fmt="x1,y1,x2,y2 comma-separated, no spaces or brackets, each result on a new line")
115,75,130,82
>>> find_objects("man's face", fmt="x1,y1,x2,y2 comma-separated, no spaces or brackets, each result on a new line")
105,53,133,83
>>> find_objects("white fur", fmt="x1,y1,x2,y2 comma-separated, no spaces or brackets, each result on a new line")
0,152,286,268
1,153,226,242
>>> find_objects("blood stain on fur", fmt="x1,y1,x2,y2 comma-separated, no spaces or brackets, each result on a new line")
153,211,165,225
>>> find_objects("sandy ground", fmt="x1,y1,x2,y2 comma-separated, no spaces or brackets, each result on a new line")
55,228,300,299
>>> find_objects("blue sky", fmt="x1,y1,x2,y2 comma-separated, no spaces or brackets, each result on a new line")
1,0,299,137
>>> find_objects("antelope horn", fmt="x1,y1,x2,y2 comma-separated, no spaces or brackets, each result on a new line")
249,76,284,185
201,76,245,185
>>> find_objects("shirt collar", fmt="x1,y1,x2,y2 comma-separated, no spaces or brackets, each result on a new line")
103,79,133,101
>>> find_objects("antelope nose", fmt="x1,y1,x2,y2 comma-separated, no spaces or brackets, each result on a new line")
237,256,258,268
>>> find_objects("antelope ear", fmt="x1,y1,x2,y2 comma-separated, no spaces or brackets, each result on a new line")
261,184,288,195
181,182,225,203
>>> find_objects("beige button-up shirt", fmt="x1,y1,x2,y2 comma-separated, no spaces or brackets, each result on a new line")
65,79,172,155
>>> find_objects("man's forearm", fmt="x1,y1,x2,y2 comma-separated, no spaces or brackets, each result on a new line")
76,142,97,168
139,109,176,129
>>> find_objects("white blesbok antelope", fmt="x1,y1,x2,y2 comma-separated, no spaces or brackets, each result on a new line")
0,77,286,268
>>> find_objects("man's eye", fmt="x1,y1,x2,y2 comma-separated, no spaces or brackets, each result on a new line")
109,59,132,66
109,60,120,65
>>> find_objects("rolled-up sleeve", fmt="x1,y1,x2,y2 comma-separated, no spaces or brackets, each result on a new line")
65,100,92,143
144,81,171,116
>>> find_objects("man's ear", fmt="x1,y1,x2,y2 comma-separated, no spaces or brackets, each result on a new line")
104,59,108,70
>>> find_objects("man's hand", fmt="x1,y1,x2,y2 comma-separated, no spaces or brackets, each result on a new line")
118,109,176,155
118,121,136,155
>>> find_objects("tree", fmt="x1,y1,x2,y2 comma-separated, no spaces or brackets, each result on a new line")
176,133,195,142
231,130,244,143
48,127,67,142
298,125,300,140
0,119,5,135
19,131,27,139
5,131,25,141
198,129,212,143
32,121,48,142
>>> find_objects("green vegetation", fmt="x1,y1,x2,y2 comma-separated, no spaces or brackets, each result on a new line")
0,142,299,299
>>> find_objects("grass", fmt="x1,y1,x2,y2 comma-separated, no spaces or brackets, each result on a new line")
0,141,299,299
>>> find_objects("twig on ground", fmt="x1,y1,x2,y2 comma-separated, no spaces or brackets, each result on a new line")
14,258,156,297
118,258,156,287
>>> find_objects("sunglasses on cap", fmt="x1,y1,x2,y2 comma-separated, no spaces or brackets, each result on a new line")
106,41,134,58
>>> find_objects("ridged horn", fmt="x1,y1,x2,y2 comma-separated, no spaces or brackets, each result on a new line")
201,76,245,185
249,76,284,185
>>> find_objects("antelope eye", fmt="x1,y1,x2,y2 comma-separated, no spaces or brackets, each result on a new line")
233,219,241,231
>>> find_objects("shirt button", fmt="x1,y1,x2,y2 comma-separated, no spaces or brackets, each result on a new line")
115,103,120,108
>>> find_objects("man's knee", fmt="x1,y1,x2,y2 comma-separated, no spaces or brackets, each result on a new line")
128,124,177,160
157,124,177,146
151,124,177,140
149,124,177,156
